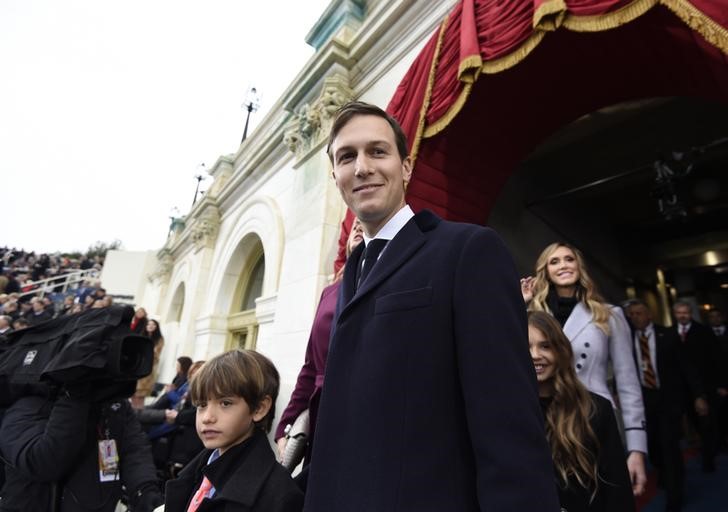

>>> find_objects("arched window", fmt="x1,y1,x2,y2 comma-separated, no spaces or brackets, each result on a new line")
241,256,264,312
168,283,185,323
227,247,265,350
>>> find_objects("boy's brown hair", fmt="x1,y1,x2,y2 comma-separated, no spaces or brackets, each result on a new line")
189,349,279,432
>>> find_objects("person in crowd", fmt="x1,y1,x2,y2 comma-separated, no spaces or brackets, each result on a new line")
131,307,149,334
521,242,647,495
0,315,12,336
12,317,29,331
132,319,165,409
707,308,728,450
528,310,634,511
304,101,559,511
672,300,723,472
626,300,706,511
58,294,75,317
4,273,20,295
0,388,163,511
137,360,205,482
84,294,97,309
168,356,194,391
91,298,107,309
275,218,364,468
27,296,52,326
76,280,96,305
164,350,303,512
2,300,19,321
42,296,56,317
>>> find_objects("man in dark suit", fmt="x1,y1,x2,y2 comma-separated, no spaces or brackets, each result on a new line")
672,301,720,472
707,308,728,450
627,300,706,511
303,102,559,511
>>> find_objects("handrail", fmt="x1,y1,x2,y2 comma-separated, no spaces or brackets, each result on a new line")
17,268,101,299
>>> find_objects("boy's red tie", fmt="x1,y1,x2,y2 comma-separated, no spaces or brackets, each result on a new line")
187,476,213,512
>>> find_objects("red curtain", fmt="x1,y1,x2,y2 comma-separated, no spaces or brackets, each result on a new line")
384,0,728,222
336,0,728,269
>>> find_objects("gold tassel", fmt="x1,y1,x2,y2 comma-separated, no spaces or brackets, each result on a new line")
534,0,568,31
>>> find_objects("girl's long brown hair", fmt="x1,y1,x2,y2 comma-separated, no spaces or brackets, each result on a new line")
529,242,611,334
528,311,599,496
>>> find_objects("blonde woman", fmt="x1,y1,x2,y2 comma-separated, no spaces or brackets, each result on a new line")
528,311,634,511
521,242,647,496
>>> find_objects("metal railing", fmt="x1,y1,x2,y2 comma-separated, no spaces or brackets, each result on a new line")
17,268,101,300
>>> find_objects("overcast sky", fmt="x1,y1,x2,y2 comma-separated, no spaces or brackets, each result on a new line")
1,0,331,254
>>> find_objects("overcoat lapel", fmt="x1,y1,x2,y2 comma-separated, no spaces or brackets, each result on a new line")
337,214,427,322
563,302,592,341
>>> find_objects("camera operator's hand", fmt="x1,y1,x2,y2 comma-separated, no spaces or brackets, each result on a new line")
129,482,163,512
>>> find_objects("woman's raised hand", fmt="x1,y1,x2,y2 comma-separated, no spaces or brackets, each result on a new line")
520,276,535,304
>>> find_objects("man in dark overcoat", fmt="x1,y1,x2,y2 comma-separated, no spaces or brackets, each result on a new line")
303,102,559,511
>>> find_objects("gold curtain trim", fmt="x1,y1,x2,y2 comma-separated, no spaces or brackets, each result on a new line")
533,0,568,31
660,0,728,54
409,15,450,167
421,0,728,139
423,82,474,138
562,0,658,31
458,54,485,83
481,31,547,74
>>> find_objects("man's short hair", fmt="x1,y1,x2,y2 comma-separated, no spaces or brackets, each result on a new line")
673,300,692,311
189,349,280,433
326,101,409,163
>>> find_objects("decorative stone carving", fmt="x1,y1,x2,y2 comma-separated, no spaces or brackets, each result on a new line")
283,74,353,163
190,205,221,251
149,249,174,283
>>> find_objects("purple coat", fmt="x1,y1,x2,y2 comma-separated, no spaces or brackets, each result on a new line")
274,281,340,457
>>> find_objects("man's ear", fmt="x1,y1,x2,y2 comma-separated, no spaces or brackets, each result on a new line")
252,395,273,423
402,157,413,189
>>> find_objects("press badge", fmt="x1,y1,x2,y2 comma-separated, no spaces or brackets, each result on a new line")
98,439,120,482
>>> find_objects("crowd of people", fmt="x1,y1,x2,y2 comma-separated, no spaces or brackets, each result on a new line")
1,102,727,512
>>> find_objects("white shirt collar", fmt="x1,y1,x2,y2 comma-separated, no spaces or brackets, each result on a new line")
363,205,414,245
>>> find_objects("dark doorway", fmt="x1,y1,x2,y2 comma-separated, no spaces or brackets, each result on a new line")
489,96,728,323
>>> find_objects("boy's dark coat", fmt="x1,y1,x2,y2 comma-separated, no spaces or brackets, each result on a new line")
165,428,303,512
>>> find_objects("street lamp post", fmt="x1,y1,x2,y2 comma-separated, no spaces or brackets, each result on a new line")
192,163,207,207
241,86,261,143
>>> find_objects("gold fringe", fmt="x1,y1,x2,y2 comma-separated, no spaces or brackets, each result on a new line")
409,15,449,167
423,82,474,138
660,0,728,54
421,0,728,139
458,54,484,83
563,0,657,31
533,0,568,31
481,31,547,74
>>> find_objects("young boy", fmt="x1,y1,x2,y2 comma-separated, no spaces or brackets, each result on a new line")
164,350,303,512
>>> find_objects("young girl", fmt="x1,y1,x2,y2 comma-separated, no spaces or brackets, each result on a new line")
164,350,303,512
522,243,647,494
528,311,635,512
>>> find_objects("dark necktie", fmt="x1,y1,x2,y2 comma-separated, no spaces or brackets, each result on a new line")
357,239,387,289
679,324,688,342
639,331,658,389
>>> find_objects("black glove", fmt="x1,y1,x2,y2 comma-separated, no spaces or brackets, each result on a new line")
129,482,163,512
